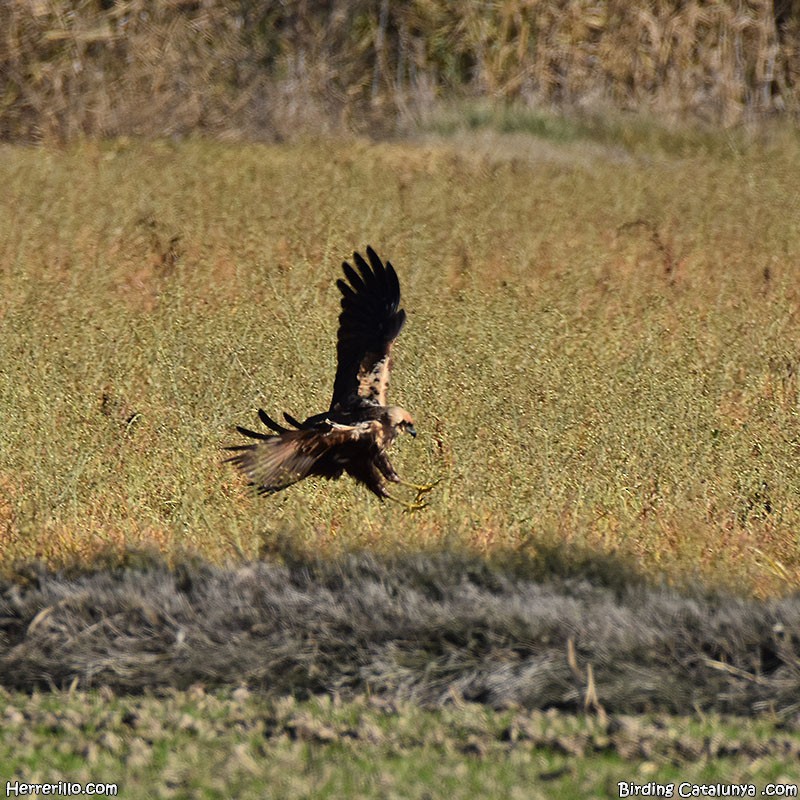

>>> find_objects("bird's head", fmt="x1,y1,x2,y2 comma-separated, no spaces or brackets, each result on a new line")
387,406,417,438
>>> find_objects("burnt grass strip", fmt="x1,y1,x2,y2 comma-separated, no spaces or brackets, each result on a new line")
0,548,798,716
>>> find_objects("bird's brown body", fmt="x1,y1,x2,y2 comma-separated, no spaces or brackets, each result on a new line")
226,247,429,505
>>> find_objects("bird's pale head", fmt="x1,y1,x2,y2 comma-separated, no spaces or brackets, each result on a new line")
386,406,416,437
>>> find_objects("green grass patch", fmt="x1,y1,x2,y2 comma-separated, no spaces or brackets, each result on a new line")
417,101,773,157
2,688,798,799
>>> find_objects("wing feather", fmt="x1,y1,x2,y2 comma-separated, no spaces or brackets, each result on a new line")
225,430,322,493
283,411,304,429
341,263,366,294
226,416,379,494
352,251,376,287
330,246,406,410
258,409,290,433
235,425,272,441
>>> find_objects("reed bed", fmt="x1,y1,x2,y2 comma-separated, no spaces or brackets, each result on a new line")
1,0,798,142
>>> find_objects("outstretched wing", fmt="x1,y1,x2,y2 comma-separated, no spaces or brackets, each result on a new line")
225,412,379,494
330,246,406,411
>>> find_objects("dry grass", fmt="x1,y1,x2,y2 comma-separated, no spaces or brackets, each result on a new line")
2,127,800,595
1,1,799,143
3,552,800,716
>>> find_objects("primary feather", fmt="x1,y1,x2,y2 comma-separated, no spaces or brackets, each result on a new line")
331,246,406,410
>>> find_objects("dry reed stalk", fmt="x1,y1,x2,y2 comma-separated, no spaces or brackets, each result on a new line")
0,2,797,141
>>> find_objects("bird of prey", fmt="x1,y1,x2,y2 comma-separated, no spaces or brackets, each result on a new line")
226,246,437,509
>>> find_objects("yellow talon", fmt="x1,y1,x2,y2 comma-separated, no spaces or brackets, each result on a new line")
398,477,442,496
385,492,429,512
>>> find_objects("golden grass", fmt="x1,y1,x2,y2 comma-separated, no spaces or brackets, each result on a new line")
2,127,800,595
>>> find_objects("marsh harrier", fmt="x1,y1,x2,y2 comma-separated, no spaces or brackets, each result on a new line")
226,247,436,509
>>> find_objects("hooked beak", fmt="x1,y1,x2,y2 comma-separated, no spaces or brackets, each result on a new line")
407,425,417,438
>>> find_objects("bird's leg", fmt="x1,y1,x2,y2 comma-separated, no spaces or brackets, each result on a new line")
384,491,428,512
378,455,439,505
396,477,442,501
397,477,441,493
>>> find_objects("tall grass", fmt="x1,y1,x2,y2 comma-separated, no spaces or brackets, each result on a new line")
2,127,800,595
1,1,798,142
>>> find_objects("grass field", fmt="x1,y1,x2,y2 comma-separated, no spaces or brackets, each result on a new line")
2,117,800,597
3,113,800,797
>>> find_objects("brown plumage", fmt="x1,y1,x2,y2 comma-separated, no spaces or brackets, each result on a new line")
226,247,426,504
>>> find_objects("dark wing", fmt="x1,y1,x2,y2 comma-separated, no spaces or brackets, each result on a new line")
225,413,379,494
330,246,406,411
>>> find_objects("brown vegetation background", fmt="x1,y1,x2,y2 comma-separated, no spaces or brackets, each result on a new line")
2,0,799,143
